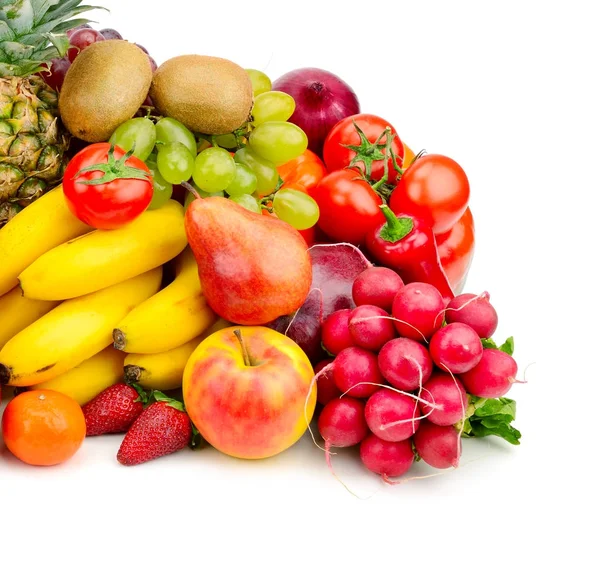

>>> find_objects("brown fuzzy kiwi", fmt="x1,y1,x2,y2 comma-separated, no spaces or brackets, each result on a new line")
150,55,253,135
59,40,152,142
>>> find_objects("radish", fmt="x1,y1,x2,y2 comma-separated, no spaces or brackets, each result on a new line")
333,347,384,398
318,397,369,447
359,434,414,478
429,322,483,374
445,292,498,338
413,420,461,469
321,309,354,355
378,337,433,391
460,348,517,398
391,282,445,341
314,359,340,405
348,304,396,351
421,373,468,426
364,389,421,442
352,267,404,312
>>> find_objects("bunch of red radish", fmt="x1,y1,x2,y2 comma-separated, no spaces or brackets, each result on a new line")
314,266,519,481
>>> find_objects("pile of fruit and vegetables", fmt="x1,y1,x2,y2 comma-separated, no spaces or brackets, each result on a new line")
0,1,523,481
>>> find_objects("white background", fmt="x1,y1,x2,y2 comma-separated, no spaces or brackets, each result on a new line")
1,1,597,562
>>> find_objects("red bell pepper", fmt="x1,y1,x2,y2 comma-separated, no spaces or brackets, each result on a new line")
365,205,455,302
435,206,475,293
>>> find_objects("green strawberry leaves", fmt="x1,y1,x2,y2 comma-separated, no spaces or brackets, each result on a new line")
460,396,521,445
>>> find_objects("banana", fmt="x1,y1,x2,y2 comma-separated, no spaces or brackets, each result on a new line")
19,200,187,301
0,287,60,349
0,268,162,388
113,247,217,354
28,347,126,406
123,317,232,390
0,186,93,296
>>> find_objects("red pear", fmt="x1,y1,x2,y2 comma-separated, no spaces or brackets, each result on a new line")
184,197,312,325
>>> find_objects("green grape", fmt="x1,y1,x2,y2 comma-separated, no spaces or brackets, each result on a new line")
156,142,194,185
273,189,320,230
193,147,236,193
229,194,260,213
233,147,278,197
248,121,308,166
109,117,156,161
251,92,295,125
245,69,271,96
225,163,257,196
213,133,238,149
184,188,225,210
155,117,197,156
146,161,173,210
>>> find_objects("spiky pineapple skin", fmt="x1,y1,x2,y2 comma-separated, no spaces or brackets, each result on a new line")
0,0,99,227
0,75,69,210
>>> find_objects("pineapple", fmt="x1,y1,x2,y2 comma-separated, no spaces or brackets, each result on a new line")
0,0,98,227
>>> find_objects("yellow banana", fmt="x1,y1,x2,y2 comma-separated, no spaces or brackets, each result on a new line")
0,186,93,296
113,247,217,354
0,268,162,388
123,317,232,390
28,347,126,406
19,200,187,301
0,287,59,349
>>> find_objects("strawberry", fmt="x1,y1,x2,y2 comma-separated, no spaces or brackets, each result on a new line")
117,392,192,466
83,383,147,436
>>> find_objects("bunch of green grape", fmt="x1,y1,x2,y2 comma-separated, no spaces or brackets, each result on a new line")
109,69,320,230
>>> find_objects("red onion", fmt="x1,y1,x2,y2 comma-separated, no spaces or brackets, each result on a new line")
272,68,360,156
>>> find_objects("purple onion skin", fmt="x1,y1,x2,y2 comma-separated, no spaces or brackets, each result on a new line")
272,68,360,157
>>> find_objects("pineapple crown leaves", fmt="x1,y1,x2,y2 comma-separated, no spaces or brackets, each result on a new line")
0,0,104,76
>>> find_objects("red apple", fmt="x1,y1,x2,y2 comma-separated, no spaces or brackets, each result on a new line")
182,326,316,459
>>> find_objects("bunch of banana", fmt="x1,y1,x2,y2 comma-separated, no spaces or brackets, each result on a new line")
0,190,193,401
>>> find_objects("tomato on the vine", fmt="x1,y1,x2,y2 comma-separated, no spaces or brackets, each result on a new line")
310,169,384,245
63,143,153,230
389,153,470,234
435,206,475,292
277,149,327,191
323,114,404,183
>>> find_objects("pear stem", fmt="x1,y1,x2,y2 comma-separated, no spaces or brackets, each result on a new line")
233,329,258,367
181,181,200,200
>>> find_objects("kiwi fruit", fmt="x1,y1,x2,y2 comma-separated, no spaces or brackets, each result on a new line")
150,55,253,135
59,40,153,142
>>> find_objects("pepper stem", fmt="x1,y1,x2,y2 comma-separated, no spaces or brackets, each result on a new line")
379,205,414,243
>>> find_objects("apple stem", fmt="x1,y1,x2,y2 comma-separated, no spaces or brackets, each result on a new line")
233,329,258,367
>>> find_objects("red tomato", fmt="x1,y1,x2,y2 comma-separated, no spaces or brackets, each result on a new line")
323,114,404,183
310,169,384,245
389,154,470,234
435,206,475,291
298,227,316,246
63,143,153,230
277,149,327,191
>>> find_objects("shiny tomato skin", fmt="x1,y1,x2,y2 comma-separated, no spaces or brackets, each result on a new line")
63,143,153,230
435,206,475,291
389,154,470,234
323,114,404,182
311,169,384,245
